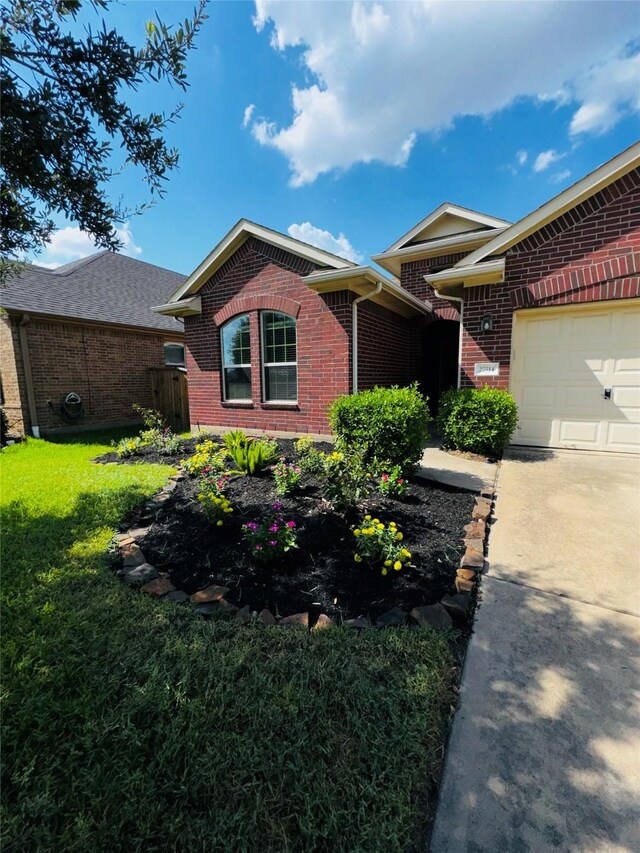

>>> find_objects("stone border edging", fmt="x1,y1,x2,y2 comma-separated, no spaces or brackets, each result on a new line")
112,475,494,634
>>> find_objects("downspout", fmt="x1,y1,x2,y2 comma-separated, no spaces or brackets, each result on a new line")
352,282,382,393
433,288,464,390
18,314,40,437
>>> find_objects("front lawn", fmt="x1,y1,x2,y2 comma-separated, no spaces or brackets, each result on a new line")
1,433,455,852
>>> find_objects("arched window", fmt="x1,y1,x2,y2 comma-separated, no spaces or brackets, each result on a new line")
221,314,251,401
260,311,297,402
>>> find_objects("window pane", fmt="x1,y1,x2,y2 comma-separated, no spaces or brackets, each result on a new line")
263,312,296,364
164,343,185,366
224,367,251,400
265,366,297,401
222,315,250,366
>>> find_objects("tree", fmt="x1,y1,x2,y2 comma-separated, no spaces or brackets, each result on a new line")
0,0,207,279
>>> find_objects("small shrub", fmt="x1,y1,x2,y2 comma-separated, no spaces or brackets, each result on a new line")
113,436,143,459
378,465,408,499
328,383,430,471
242,502,298,562
182,439,228,477
133,404,165,432
273,457,302,496
319,449,371,512
295,435,326,476
353,516,412,576
438,386,518,457
150,427,182,456
223,430,278,475
196,474,233,526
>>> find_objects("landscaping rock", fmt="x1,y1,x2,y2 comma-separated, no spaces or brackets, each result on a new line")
194,602,217,617
190,585,230,604
461,548,484,569
343,616,370,629
170,473,185,482
463,537,484,554
441,593,472,620
456,568,477,581
410,604,453,631
257,608,276,627
166,590,190,603
218,598,239,614
124,563,158,585
279,612,309,628
141,577,175,597
236,605,252,625
480,488,495,500
472,498,492,521
121,542,146,567
375,607,407,628
455,576,475,594
114,534,135,546
463,520,486,540
163,481,178,493
128,526,151,540
313,613,335,630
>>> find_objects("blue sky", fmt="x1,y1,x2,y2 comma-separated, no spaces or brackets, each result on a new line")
35,1,640,274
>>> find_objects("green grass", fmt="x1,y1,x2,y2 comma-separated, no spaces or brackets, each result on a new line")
1,433,455,852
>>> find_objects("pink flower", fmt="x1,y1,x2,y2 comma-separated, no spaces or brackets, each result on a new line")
255,544,262,550
381,473,389,482
269,524,279,532
272,502,283,511
269,540,277,546
286,521,296,528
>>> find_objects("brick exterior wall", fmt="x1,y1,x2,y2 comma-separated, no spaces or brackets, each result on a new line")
184,237,353,435
357,300,420,390
0,313,183,433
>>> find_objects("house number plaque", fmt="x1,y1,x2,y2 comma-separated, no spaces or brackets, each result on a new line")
474,362,500,377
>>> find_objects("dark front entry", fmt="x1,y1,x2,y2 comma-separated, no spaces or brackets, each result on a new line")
421,320,459,415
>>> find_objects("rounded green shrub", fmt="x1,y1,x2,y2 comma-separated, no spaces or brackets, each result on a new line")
437,386,518,457
328,383,431,471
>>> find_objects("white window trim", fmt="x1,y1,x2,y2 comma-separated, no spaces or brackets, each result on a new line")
164,341,186,367
221,316,252,403
260,311,298,405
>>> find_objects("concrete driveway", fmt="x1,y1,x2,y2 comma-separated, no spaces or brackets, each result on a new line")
431,448,640,853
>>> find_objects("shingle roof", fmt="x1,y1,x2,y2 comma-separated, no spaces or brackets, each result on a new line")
0,251,186,334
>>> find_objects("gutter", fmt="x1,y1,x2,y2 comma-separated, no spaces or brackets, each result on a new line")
352,282,382,393
432,289,464,391
18,314,40,437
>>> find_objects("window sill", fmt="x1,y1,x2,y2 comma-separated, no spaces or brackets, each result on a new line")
221,401,254,409
261,402,299,410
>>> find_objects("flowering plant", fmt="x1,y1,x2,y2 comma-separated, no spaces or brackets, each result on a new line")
273,457,301,496
113,436,143,459
150,427,182,456
242,502,298,562
182,439,228,477
353,515,412,576
378,464,408,499
319,448,370,511
295,435,326,476
197,487,233,526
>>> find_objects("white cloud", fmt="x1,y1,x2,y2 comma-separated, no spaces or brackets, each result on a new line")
533,149,564,173
517,150,528,166
550,169,572,184
242,103,255,128
31,223,142,268
247,1,638,186
287,222,363,263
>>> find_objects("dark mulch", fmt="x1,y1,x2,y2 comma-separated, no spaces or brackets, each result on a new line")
95,436,199,467
117,436,474,623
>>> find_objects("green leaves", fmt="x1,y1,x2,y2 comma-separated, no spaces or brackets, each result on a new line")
437,386,518,457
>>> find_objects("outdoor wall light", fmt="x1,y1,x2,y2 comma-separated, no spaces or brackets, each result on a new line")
480,313,494,333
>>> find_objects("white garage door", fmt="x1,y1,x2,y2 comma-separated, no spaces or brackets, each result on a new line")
510,299,640,453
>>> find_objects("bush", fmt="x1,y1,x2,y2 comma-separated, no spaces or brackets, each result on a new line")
182,439,228,477
438,386,518,457
223,430,278,475
353,516,412,576
150,427,182,456
113,436,143,459
273,457,302,496
378,465,408,499
328,383,430,471
242,502,298,562
196,472,233,526
319,449,371,512
295,436,326,476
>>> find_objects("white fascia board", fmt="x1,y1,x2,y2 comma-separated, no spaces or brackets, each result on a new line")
372,226,509,270
424,259,505,290
304,266,431,316
165,219,355,305
385,203,511,253
460,141,640,267
152,295,202,317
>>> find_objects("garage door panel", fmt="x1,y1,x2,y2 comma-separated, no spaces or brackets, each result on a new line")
511,301,640,454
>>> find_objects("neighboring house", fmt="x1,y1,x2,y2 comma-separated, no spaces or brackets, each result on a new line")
156,141,639,454
1,251,187,435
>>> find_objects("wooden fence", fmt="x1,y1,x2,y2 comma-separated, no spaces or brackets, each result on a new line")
150,367,190,433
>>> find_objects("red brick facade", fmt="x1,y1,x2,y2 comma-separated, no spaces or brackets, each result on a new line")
1,314,183,433
184,237,353,435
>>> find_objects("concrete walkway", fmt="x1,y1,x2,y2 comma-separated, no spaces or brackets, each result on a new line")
430,448,640,853
418,440,498,492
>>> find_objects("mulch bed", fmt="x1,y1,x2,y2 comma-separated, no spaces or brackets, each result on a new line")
107,438,475,624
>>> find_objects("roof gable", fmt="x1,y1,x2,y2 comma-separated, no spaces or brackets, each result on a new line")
386,203,511,252
166,219,355,304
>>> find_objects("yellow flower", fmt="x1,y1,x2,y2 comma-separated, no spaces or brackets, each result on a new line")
381,567,388,576
401,548,411,558
395,532,403,541
364,515,371,521
216,520,223,527
354,529,361,536
376,523,384,530
373,518,380,524
367,527,376,535
394,560,402,571
354,554,362,563
384,560,392,567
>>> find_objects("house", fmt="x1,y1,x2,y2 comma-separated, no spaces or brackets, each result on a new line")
1,251,187,435
156,142,640,454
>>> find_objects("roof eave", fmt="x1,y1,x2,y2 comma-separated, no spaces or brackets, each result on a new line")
304,266,431,318
385,203,512,253
424,258,506,292
153,295,202,317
